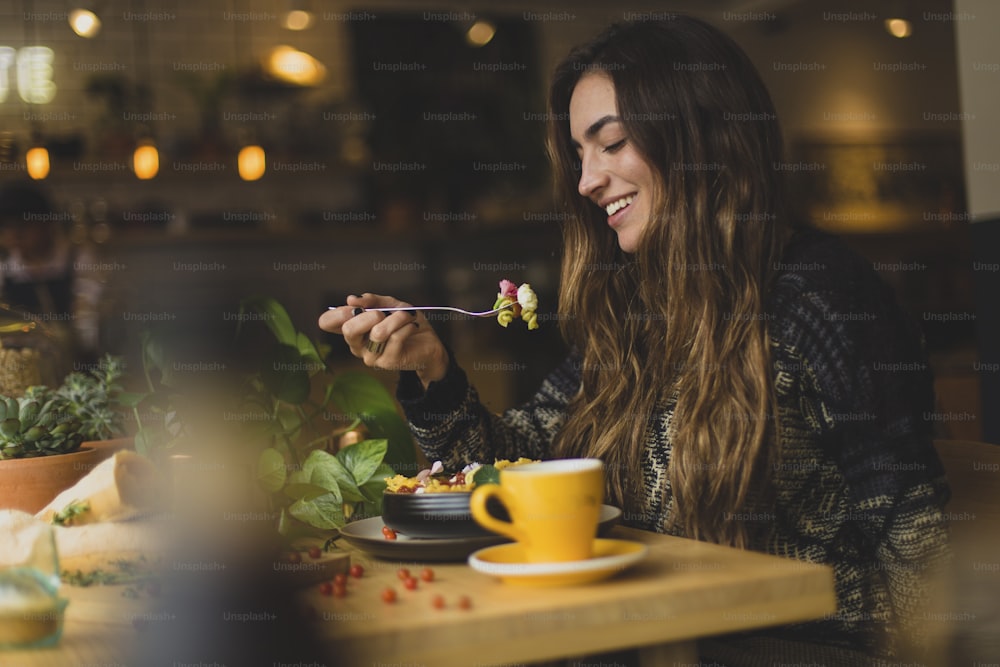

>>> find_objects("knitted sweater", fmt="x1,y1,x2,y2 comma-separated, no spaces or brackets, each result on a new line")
396,230,951,661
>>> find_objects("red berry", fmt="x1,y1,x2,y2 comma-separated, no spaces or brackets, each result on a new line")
381,587,397,603
319,581,333,596
333,583,347,598
420,568,434,582
403,577,418,591
382,526,397,540
308,546,322,559
397,568,410,580
349,564,364,578
287,551,302,564
431,595,445,609
457,595,472,610
334,573,348,586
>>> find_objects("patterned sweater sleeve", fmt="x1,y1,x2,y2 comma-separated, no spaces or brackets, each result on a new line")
394,348,580,472
768,245,951,651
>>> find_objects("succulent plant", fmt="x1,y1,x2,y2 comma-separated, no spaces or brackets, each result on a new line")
0,354,128,460
0,395,84,460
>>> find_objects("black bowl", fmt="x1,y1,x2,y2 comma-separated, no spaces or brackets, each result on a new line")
381,491,509,539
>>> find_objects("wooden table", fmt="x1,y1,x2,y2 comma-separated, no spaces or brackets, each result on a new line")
318,526,836,666
6,526,835,666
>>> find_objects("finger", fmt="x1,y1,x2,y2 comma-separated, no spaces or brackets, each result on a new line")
342,310,386,356
347,293,413,310
318,305,358,333
368,310,418,344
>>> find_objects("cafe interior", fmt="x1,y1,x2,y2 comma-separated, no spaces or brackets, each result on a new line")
0,0,998,664
0,0,993,437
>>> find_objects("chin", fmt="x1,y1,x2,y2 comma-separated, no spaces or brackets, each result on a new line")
616,233,639,254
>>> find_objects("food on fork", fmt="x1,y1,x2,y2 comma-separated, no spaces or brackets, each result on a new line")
493,280,539,330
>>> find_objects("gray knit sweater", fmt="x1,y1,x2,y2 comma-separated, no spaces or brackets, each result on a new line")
396,230,951,662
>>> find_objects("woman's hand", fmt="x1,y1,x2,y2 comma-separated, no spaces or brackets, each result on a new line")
318,293,448,388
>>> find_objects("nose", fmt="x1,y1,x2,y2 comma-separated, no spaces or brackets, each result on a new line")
577,152,608,199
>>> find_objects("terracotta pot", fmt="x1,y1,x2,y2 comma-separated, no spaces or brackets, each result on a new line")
0,448,101,514
81,437,134,463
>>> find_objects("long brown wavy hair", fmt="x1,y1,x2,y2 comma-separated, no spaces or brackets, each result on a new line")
548,17,798,548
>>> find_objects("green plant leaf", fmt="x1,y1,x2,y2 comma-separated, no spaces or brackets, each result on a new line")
133,429,156,456
283,482,332,501
275,402,303,437
260,344,310,405
336,438,387,485
256,448,286,493
356,408,418,474
472,464,500,486
241,296,297,348
115,391,146,409
330,372,397,416
302,449,364,503
359,463,394,503
295,332,324,367
277,508,336,540
289,491,344,530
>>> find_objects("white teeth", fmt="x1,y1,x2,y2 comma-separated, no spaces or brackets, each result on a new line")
605,195,635,216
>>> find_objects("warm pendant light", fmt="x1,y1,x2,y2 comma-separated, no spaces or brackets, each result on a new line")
133,140,159,179
238,145,266,181
69,9,102,38
26,146,50,179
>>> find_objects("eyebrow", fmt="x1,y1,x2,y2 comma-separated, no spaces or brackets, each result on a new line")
570,114,621,149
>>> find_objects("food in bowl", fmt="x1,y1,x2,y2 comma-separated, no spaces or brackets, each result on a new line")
381,459,536,539
384,458,536,494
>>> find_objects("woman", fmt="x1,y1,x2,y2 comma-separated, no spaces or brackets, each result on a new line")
319,17,949,665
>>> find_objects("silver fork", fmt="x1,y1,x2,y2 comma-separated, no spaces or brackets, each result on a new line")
329,303,514,318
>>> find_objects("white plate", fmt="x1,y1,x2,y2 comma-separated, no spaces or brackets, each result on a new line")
468,538,647,586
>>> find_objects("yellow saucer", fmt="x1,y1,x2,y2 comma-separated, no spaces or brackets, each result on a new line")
468,538,647,587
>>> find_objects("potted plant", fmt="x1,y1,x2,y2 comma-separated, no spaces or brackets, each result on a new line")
0,355,129,513
125,296,418,542
29,355,131,461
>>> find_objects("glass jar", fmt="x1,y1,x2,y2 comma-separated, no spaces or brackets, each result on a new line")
0,305,69,396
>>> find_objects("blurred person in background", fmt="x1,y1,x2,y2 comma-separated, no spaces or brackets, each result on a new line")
0,179,102,362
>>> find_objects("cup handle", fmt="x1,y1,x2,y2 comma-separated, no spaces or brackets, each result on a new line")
470,485,523,542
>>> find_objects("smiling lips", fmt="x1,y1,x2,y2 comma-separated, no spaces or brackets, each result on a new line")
604,194,635,217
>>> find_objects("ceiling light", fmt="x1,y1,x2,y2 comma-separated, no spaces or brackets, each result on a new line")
466,20,496,47
26,146,50,180
283,9,314,30
133,140,159,180
238,145,266,181
885,18,912,38
69,9,102,38
264,45,325,86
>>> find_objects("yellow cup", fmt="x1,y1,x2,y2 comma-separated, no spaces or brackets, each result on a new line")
469,458,604,562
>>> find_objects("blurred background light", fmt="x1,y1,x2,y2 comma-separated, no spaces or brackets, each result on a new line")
885,18,913,38
69,9,102,38
465,20,496,47
133,140,159,180
238,145,266,181
264,45,325,86
26,146,49,180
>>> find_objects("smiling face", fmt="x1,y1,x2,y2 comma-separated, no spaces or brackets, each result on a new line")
569,73,658,254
